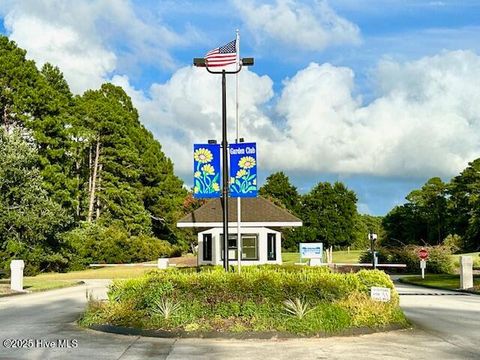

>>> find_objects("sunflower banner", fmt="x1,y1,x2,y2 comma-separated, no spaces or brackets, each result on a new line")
229,142,257,198
193,144,221,198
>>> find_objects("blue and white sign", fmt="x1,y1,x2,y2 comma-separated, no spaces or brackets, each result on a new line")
229,142,257,198
193,144,221,198
299,243,323,259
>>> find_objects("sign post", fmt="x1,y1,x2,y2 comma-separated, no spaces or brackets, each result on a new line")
418,248,429,279
368,232,378,269
229,142,257,273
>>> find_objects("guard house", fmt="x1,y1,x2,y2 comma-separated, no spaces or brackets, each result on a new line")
177,197,302,266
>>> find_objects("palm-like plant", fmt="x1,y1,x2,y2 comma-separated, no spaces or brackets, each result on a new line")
152,298,181,319
283,298,315,319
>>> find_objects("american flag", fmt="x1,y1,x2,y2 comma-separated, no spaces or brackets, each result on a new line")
205,39,237,67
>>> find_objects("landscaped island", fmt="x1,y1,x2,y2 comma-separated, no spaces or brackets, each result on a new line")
80,266,407,336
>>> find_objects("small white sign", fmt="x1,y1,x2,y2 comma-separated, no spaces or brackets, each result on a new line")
420,259,426,269
371,287,391,302
299,242,323,259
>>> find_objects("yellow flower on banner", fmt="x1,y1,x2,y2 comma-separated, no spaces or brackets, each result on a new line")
194,171,201,178
212,183,220,191
202,164,215,175
194,186,199,193
253,179,256,186
238,156,256,169
236,169,247,178
194,148,213,163
230,177,235,185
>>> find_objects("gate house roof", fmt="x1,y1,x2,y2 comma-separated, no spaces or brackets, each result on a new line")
177,197,302,228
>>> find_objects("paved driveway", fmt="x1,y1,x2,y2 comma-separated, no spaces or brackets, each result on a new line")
0,280,479,359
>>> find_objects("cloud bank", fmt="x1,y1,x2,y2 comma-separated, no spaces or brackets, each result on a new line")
114,50,480,181
1,0,192,93
2,1,479,184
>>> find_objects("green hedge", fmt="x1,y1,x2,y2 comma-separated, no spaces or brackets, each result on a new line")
81,266,407,335
360,245,454,274
62,224,181,270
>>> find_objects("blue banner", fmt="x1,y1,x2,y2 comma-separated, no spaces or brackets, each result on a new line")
229,142,257,198
193,144,221,198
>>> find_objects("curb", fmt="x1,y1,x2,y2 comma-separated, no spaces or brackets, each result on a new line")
398,278,479,295
88,323,407,340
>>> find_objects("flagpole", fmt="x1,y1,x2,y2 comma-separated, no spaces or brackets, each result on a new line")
235,29,242,273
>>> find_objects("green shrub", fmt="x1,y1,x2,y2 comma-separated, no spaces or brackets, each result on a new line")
338,292,406,328
359,249,389,264
83,266,407,335
356,269,395,292
443,234,463,253
389,245,454,274
62,223,177,269
359,245,454,274
427,246,455,274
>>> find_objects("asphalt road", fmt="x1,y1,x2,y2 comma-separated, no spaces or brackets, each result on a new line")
396,280,480,357
0,279,479,359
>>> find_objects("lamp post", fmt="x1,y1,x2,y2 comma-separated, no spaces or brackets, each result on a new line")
193,57,254,271
368,232,378,269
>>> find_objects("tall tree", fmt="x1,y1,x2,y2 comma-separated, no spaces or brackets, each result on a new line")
449,159,480,251
259,172,300,213
302,182,357,247
353,214,384,249
406,177,448,244
0,129,70,274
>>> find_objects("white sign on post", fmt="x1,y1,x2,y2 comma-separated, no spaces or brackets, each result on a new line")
299,243,323,266
371,287,391,302
299,243,323,259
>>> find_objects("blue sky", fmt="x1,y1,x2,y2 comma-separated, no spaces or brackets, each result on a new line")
1,0,480,215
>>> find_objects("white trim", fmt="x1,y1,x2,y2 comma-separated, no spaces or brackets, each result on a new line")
177,221,302,228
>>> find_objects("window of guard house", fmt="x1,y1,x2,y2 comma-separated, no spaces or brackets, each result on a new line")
267,233,276,260
220,234,238,260
203,233,212,261
221,234,258,260
242,235,258,260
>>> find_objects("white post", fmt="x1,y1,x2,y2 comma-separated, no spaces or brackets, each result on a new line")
10,260,25,292
460,256,473,289
235,29,242,273
420,259,426,279
157,258,169,269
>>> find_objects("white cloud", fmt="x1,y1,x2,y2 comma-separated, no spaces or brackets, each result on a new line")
233,0,361,51
112,67,276,177
272,50,480,177
4,11,116,93
1,0,192,93
117,50,480,182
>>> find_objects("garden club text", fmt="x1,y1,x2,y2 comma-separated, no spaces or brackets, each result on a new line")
230,146,256,155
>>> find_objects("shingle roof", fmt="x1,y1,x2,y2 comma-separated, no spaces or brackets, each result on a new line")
177,196,302,226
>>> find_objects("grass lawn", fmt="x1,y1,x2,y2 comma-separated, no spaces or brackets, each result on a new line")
451,252,480,268
0,278,81,296
282,250,362,265
401,274,480,293
24,266,156,281
0,266,158,295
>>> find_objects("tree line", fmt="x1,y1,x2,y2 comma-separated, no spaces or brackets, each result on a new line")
0,36,189,274
383,159,480,252
259,172,382,251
